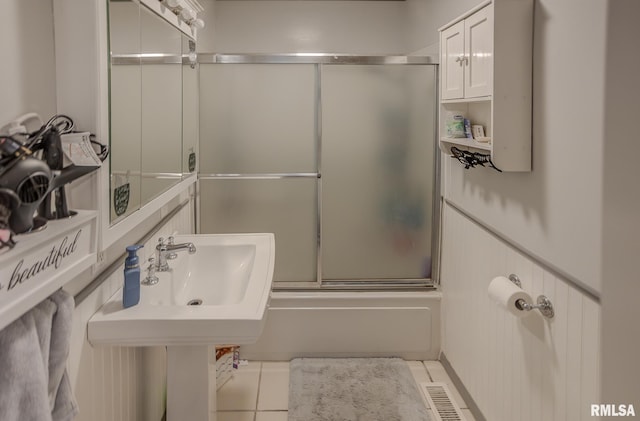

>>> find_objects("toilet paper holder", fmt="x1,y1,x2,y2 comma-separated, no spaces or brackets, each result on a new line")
508,274,555,319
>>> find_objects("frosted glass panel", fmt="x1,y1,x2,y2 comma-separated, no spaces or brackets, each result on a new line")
199,64,316,173
321,65,436,279
140,64,182,203
109,0,141,222
199,179,317,282
182,42,198,174
140,8,182,204
110,64,142,222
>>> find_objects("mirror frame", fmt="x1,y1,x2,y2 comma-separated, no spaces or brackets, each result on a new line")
100,0,197,249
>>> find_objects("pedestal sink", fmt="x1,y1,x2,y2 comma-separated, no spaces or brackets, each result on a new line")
88,233,275,421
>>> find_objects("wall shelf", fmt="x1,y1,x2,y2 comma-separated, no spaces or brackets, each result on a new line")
0,210,98,331
440,137,492,152
441,96,492,104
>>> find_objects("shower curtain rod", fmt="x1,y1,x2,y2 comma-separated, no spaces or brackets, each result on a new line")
197,53,438,65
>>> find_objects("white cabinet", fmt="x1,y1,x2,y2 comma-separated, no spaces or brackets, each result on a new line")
464,6,493,98
440,21,465,100
438,0,533,172
441,6,493,100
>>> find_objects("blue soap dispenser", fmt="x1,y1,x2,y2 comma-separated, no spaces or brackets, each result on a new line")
123,245,143,308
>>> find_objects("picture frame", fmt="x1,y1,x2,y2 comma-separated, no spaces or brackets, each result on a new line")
472,124,485,139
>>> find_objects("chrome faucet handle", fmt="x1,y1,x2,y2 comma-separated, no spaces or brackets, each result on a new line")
142,257,159,286
166,236,178,260
155,239,170,272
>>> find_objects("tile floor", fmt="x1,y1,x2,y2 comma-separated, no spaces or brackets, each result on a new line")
215,360,476,421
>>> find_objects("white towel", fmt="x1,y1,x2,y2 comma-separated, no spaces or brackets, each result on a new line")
0,289,78,421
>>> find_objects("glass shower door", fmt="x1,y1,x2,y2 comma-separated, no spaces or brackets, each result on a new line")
198,57,438,288
198,63,318,284
321,65,437,281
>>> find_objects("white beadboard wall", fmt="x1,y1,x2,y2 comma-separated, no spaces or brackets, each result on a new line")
67,201,194,421
441,202,601,421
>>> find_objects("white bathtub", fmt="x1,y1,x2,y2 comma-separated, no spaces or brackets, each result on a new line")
240,290,441,361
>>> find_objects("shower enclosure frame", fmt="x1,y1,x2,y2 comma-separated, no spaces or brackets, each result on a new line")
197,53,441,291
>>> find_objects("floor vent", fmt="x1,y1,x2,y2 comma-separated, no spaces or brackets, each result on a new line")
420,382,466,421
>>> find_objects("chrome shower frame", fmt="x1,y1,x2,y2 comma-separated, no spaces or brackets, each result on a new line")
197,53,441,291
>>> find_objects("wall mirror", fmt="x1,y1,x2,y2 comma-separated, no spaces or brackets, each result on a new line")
182,37,198,176
108,0,197,224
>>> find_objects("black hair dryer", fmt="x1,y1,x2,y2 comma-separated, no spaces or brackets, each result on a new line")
0,156,52,234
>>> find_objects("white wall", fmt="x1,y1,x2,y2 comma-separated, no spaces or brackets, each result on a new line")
600,0,640,409
0,0,57,125
199,0,408,54
441,204,600,421
443,0,606,295
433,0,614,419
437,0,640,416
405,0,479,54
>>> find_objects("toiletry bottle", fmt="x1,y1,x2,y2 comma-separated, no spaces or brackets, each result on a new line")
123,245,143,308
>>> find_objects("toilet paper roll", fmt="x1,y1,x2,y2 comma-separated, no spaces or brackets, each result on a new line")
488,276,533,318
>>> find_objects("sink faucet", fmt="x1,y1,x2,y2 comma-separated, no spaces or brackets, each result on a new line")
155,237,197,272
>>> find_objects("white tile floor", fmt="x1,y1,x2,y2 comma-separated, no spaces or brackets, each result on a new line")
216,360,476,421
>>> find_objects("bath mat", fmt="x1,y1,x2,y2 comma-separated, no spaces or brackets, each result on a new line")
288,358,431,421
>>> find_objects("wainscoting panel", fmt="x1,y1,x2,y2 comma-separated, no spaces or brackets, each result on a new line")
441,203,601,421
68,201,194,421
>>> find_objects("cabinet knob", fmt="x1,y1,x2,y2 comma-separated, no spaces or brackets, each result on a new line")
455,55,469,66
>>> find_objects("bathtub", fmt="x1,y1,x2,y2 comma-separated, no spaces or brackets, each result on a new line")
240,290,441,361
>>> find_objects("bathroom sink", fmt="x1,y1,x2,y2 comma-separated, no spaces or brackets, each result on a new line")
143,240,257,307
88,233,275,346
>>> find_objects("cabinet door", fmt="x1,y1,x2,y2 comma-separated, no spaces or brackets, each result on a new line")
464,5,493,98
440,21,465,100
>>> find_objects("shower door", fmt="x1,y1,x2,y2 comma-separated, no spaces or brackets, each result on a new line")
321,65,436,284
198,63,319,284
198,55,437,288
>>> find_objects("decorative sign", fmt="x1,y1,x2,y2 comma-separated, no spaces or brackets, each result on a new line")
2,230,82,292
188,152,196,173
114,183,130,216
0,210,97,332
